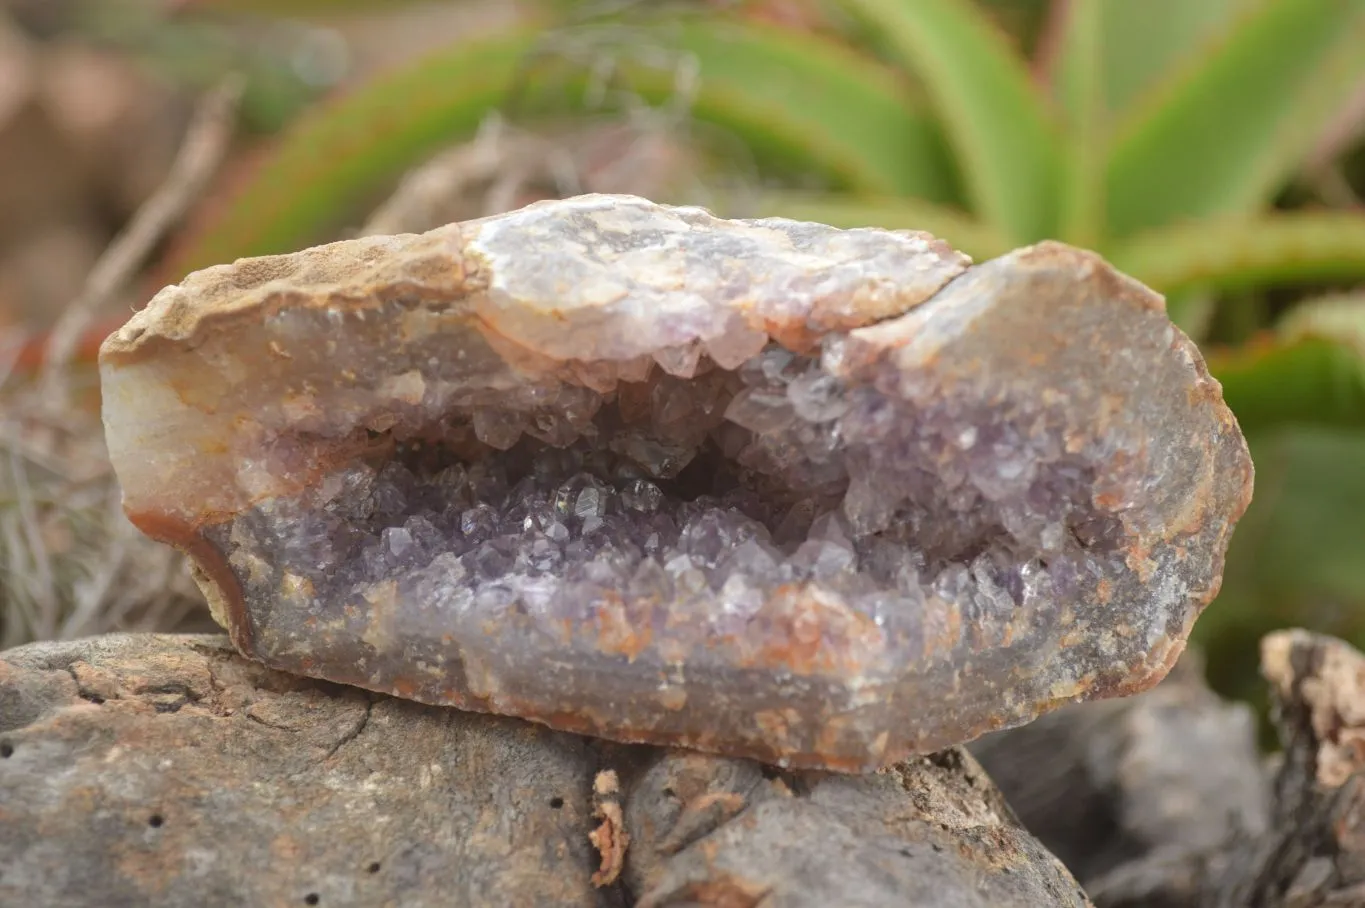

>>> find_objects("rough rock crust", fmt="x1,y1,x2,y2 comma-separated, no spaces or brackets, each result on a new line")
0,633,1091,908
99,194,1253,771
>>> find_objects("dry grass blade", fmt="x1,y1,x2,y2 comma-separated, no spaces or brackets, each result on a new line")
38,74,245,404
360,110,721,237
0,379,210,649
0,77,246,649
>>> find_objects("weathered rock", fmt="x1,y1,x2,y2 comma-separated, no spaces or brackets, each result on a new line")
0,634,603,907
970,631,1365,908
0,632,1091,907
620,747,1092,907
1207,629,1365,908
98,194,1253,772
971,651,1271,907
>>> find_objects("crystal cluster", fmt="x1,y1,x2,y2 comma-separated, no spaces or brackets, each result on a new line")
100,194,1253,772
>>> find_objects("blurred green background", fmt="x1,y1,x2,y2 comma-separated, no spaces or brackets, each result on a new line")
2,0,1363,722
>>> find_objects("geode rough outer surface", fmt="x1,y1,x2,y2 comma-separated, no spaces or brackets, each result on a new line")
99,194,1253,772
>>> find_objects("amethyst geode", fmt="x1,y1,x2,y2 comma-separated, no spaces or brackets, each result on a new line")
99,194,1252,771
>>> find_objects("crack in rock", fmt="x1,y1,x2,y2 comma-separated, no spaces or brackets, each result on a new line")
323,698,373,760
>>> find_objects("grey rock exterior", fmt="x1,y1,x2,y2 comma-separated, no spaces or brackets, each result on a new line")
0,633,1090,907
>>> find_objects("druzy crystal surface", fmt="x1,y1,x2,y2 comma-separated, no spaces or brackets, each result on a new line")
99,194,1253,771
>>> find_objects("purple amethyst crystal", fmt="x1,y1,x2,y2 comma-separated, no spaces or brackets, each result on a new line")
99,194,1252,772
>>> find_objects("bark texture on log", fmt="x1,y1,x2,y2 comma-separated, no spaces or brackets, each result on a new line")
0,632,1090,908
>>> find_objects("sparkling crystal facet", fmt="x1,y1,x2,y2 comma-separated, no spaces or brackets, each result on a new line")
101,193,1253,774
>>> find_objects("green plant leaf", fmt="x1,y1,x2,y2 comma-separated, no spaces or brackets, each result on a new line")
1048,0,1255,119
1047,0,1260,248
1105,0,1365,238
1210,337,1365,432
1208,292,1365,432
170,30,541,276
1165,290,1219,341
837,0,1064,244
1279,291,1365,353
1106,211,1365,297
619,19,956,199
1194,426,1365,707
1053,0,1104,247
170,21,954,276
745,190,1012,261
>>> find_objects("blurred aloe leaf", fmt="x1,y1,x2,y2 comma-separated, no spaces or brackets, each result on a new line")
1211,338,1365,432
1279,290,1365,348
1052,0,1102,246
170,0,1365,445
172,19,955,276
172,30,540,276
838,0,1063,244
1108,211,1365,296
1195,426,1365,704
1105,0,1365,238
1048,0,1255,119
609,19,957,198
1209,294,1365,432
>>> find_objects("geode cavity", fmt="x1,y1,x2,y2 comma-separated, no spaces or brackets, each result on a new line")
100,194,1253,772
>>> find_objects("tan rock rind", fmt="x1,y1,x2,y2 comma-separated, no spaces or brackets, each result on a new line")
99,194,1253,772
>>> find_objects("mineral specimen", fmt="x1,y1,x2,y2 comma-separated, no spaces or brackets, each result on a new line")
99,194,1253,772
